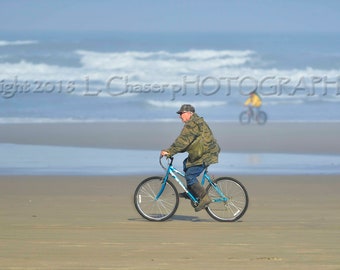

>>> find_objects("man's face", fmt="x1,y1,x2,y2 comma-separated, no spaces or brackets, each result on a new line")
179,111,192,123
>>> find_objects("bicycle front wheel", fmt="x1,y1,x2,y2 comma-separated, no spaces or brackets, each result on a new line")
206,177,249,222
239,111,250,125
134,176,179,221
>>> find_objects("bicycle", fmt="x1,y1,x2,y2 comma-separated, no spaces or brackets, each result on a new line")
134,156,249,222
239,106,267,125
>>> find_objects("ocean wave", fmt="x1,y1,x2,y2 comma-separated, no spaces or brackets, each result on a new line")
75,49,255,82
1,49,339,90
0,40,38,46
76,49,255,66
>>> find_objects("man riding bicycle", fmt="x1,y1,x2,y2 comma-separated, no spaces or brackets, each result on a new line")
160,104,220,212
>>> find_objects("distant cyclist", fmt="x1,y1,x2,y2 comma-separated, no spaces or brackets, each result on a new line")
244,91,262,117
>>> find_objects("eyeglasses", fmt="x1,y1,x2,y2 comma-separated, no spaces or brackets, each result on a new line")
179,111,194,118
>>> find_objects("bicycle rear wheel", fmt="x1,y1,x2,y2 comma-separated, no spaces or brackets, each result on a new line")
256,111,267,125
239,111,251,125
134,176,179,221
206,177,248,222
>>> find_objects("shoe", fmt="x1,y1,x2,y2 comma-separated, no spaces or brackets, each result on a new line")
190,182,212,212
194,194,212,212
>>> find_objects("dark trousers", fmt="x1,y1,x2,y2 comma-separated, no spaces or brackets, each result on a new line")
183,158,205,186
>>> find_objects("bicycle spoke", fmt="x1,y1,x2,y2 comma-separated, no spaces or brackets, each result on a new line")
206,177,248,222
134,158,249,222
134,177,179,221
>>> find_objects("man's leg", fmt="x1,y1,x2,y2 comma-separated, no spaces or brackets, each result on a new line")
179,159,204,198
184,165,205,186
184,162,212,212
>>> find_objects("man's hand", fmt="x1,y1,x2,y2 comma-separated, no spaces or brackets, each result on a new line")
160,150,169,157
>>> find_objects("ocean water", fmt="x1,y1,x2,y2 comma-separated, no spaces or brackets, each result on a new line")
0,31,340,123
1,144,340,176
1,32,340,175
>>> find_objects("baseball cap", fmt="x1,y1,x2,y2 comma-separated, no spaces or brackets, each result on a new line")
176,104,195,114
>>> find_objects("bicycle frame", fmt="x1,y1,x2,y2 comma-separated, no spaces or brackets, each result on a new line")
247,106,255,119
156,157,228,204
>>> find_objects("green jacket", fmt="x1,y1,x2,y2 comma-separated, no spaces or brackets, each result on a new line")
165,113,220,168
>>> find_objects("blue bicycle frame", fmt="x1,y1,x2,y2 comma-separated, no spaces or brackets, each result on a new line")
156,157,228,204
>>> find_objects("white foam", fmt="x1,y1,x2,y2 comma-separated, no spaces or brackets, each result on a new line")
0,40,38,46
1,49,339,90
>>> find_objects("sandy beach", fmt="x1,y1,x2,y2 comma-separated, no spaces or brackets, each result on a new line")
0,175,339,269
3,1,340,268
0,122,340,269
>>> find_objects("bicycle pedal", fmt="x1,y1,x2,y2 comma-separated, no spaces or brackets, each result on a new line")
178,192,190,199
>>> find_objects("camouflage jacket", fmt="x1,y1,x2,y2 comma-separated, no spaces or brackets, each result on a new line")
165,113,220,168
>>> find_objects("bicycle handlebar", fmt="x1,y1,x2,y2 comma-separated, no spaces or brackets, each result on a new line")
159,155,174,170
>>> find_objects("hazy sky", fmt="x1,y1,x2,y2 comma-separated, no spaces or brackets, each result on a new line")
1,0,340,33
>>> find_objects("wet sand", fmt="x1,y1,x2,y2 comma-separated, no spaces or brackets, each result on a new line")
0,175,339,269
0,122,340,154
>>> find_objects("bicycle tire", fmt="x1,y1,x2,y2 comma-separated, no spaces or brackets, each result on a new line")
256,111,267,125
205,177,249,222
239,111,251,125
134,176,179,221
